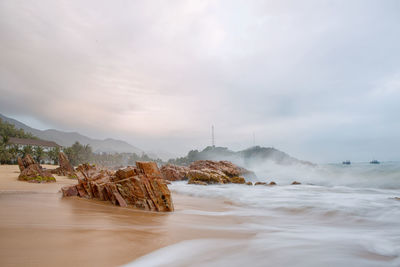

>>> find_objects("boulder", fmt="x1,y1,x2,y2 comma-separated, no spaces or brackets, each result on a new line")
51,152,77,178
61,185,78,197
291,181,301,185
115,166,137,181
17,157,25,172
18,155,56,183
61,161,174,212
190,160,252,178
268,181,277,186
187,169,225,184
230,176,246,184
136,161,163,179
255,182,267,186
246,181,253,186
188,180,208,185
160,164,190,181
164,160,254,185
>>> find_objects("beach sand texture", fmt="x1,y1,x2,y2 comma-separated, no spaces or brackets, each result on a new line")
0,165,247,267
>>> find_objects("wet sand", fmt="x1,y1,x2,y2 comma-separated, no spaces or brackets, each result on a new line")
0,165,249,267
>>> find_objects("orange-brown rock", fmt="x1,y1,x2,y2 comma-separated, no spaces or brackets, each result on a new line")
230,176,246,184
188,180,208,185
165,160,255,185
17,157,25,172
160,164,189,181
254,182,267,186
246,181,253,186
190,160,252,178
18,155,56,183
51,152,76,178
62,162,174,212
115,166,137,181
268,181,277,186
291,181,301,185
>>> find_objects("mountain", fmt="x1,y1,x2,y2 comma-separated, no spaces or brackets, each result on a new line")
169,146,314,167
0,114,143,154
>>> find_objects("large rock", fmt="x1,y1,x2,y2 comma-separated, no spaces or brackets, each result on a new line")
160,164,190,181
62,162,174,212
51,152,77,178
18,155,56,183
17,157,25,172
164,160,254,185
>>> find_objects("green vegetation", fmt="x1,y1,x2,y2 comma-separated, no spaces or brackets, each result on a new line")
47,147,61,164
20,175,56,183
0,118,37,140
64,141,162,167
0,119,161,166
0,118,37,164
168,146,234,166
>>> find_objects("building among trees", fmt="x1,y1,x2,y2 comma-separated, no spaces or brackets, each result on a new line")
7,137,60,152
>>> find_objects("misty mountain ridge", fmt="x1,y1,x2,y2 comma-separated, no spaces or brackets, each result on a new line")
1,113,312,165
0,113,143,154
169,145,314,167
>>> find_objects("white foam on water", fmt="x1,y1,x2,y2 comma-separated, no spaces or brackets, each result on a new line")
124,163,400,267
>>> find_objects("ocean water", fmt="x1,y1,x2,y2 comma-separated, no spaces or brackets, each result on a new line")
125,162,400,267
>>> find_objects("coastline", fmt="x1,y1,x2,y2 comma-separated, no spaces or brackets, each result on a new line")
0,165,249,267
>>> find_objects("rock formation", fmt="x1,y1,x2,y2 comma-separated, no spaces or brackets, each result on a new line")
61,161,174,212
51,152,76,178
254,182,267,186
291,181,301,185
18,154,56,183
162,160,254,185
160,164,190,181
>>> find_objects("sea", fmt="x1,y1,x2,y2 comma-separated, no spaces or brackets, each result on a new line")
126,162,400,267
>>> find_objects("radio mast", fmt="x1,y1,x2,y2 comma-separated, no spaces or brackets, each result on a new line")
212,125,215,147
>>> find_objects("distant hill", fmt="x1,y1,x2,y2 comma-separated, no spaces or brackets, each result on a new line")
0,114,143,154
169,146,314,167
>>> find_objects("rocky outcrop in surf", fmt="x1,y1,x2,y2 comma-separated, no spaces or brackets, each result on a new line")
61,161,174,212
160,164,189,181
161,160,255,185
51,152,76,178
18,154,56,183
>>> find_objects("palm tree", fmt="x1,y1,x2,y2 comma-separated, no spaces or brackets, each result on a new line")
22,145,34,158
48,147,60,165
34,146,45,163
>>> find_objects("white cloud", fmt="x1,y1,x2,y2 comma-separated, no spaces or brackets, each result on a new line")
1,0,400,162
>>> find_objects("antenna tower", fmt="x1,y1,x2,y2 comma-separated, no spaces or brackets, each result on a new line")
212,125,215,147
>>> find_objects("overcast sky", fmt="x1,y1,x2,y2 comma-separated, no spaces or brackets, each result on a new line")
1,0,399,162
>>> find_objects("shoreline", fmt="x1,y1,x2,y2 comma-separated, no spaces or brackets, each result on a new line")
0,165,249,267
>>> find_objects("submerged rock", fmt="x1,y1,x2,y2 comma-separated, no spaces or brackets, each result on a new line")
254,182,267,186
51,152,77,178
268,181,277,186
18,155,56,183
291,181,301,185
188,180,208,185
62,162,174,212
246,181,253,186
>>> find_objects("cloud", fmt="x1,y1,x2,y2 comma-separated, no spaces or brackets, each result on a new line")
0,0,400,162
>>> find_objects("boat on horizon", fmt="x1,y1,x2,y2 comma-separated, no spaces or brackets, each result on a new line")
370,160,380,164
342,160,351,165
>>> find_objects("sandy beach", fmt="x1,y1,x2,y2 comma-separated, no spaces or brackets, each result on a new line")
0,165,249,267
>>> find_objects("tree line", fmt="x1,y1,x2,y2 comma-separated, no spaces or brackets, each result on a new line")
0,118,162,166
